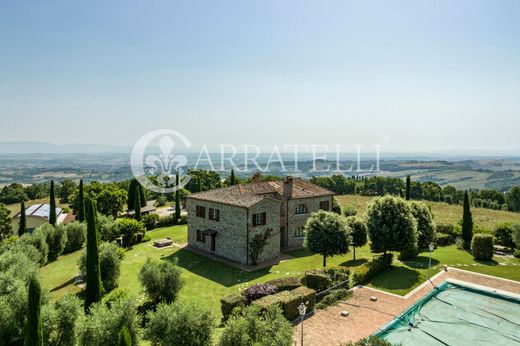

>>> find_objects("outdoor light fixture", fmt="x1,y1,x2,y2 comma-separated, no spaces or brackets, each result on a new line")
298,302,307,346
427,243,437,288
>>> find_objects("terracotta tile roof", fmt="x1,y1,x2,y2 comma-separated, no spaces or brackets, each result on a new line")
187,178,334,208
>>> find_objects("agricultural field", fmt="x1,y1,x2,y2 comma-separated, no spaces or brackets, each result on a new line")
337,194,520,230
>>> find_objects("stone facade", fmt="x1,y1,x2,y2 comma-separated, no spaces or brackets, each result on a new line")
285,196,333,248
187,177,334,266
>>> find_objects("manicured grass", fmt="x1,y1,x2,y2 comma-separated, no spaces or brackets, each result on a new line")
40,223,520,319
336,194,520,230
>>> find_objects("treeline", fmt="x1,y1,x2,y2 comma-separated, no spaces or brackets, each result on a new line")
310,175,520,213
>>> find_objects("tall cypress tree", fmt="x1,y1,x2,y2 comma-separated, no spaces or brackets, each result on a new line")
78,179,86,222
84,199,102,313
19,201,27,236
49,180,57,226
134,186,142,221
117,326,132,346
127,179,138,210
175,173,181,222
230,169,236,185
25,276,43,346
405,176,411,201
462,191,473,249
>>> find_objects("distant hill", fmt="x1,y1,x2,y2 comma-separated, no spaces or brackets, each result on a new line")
0,141,130,154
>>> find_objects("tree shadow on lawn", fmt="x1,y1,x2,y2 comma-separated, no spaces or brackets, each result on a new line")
402,256,440,269
339,258,368,268
162,248,272,287
475,259,499,266
370,266,420,291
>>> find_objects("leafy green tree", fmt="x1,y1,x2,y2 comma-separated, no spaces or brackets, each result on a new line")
0,183,28,204
57,179,77,203
409,201,436,248
346,216,367,260
462,191,473,249
19,201,27,236
494,223,515,250
405,176,411,200
133,186,142,221
77,179,86,222
138,257,183,305
118,326,132,346
63,222,87,253
79,242,123,292
84,200,102,313
25,276,43,346
219,305,292,346
25,183,49,200
144,302,214,346
42,294,82,346
365,195,417,255
175,173,181,221
304,210,350,267
76,299,138,346
49,181,57,226
331,196,342,214
45,224,68,262
0,203,13,241
512,223,520,249
506,186,520,212
116,218,145,247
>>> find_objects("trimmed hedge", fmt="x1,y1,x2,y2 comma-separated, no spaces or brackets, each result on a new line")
435,233,453,246
304,270,332,292
243,284,278,303
279,287,316,321
324,266,350,288
252,287,317,321
264,276,301,291
316,289,352,309
471,234,494,261
220,293,246,321
352,254,393,285
436,223,455,235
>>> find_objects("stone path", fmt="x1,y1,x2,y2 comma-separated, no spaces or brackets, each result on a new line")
293,267,520,346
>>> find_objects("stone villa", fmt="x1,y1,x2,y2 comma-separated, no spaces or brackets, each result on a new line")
186,175,335,265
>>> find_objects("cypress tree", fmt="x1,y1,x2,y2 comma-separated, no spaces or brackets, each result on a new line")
230,169,236,185
462,191,473,249
25,276,43,346
78,179,86,222
127,179,138,210
84,199,102,313
175,173,181,222
134,186,142,221
405,176,411,201
19,201,27,236
117,326,132,346
196,177,202,192
49,180,57,225
139,182,146,207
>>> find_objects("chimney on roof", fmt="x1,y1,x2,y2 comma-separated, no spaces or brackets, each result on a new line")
252,172,262,183
283,176,293,199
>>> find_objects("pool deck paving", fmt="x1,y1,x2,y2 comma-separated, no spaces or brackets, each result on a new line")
293,267,520,346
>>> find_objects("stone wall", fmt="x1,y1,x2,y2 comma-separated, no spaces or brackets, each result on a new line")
286,196,333,247
186,198,248,263
248,198,281,264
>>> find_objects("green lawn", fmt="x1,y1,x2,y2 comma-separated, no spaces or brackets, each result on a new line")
40,223,520,318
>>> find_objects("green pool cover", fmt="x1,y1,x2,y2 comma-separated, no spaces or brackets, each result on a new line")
376,282,520,345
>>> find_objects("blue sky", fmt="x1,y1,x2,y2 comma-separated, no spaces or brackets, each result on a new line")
0,0,519,152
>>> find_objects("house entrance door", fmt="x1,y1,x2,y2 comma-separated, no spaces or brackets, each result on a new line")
280,227,286,249
210,234,216,252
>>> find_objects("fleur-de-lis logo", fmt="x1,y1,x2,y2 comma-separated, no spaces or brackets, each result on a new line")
131,129,191,193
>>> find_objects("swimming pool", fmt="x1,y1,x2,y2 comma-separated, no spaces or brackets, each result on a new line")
376,280,520,345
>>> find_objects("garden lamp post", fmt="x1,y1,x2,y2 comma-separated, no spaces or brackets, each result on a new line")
428,243,435,270
298,302,307,346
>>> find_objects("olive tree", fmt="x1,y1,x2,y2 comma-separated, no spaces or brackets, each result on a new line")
138,257,183,305
79,242,124,292
144,302,214,346
365,195,417,255
304,210,350,267
346,216,367,260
